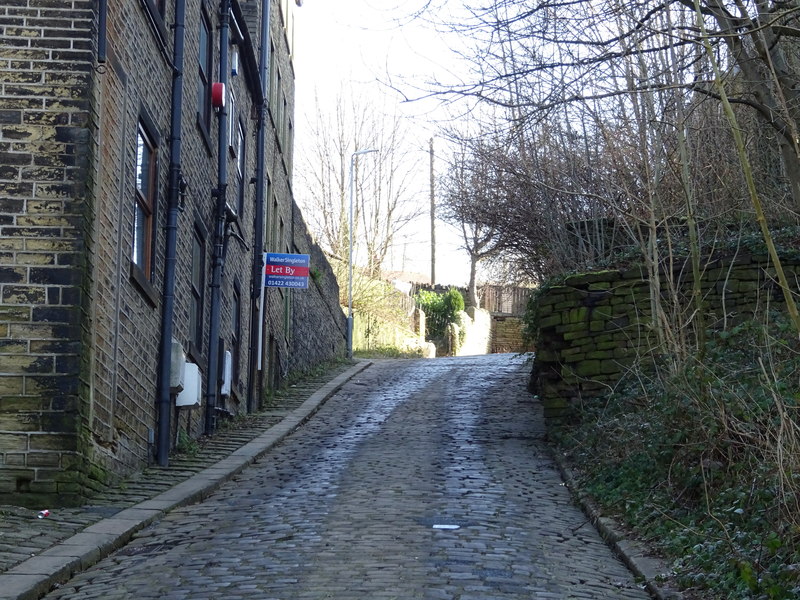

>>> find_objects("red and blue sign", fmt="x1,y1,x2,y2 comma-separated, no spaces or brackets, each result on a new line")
264,252,310,289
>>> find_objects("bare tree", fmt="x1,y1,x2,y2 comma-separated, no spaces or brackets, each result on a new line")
403,0,800,209
439,135,506,307
296,90,424,283
357,115,424,277
296,90,349,262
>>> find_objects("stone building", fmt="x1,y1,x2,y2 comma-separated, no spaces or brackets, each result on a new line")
0,0,346,507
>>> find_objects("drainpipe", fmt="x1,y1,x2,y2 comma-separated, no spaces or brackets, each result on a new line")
97,0,107,64
205,0,231,435
155,0,187,466
246,0,271,413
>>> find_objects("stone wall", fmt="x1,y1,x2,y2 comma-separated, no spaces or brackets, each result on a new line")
0,0,344,508
530,254,800,419
289,206,347,375
0,0,95,506
490,316,532,354
85,0,177,491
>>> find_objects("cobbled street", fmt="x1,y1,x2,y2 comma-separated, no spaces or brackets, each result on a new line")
44,355,650,600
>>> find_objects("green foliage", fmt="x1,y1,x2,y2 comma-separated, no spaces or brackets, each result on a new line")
331,257,412,328
554,313,800,599
416,287,465,340
354,345,425,359
328,256,418,355
175,431,199,456
443,286,465,314
522,278,562,346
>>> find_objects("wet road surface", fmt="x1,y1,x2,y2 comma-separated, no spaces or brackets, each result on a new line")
44,355,650,599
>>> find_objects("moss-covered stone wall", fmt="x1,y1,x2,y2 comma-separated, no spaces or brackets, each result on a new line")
530,254,800,419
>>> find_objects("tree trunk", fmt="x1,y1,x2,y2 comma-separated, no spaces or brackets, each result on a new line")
467,253,480,309
779,138,800,212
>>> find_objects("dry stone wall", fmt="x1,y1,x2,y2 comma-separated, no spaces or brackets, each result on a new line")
530,254,800,419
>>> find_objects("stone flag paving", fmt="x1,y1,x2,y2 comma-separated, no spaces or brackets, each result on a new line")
36,354,655,600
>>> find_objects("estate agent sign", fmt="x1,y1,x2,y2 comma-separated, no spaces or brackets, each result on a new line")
264,253,310,289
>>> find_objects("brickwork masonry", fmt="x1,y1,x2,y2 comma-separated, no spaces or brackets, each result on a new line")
0,0,95,506
0,0,345,508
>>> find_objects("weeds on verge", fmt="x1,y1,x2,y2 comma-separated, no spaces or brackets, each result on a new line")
175,430,199,456
553,312,800,599
354,346,425,359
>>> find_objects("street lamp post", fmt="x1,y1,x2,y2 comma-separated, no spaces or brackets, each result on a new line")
429,137,435,286
347,148,377,359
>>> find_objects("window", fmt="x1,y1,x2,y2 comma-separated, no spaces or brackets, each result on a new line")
270,198,279,251
268,42,277,108
142,0,168,42
190,226,206,352
286,119,294,175
236,121,246,214
232,282,242,382
268,173,272,251
197,10,212,132
133,123,157,278
228,86,236,150
281,95,288,145
276,85,284,139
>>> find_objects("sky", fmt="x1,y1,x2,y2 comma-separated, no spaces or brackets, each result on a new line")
291,1,474,287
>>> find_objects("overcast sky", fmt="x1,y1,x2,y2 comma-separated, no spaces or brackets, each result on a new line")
292,1,473,286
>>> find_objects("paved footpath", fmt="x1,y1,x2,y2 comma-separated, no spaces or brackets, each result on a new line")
35,354,653,600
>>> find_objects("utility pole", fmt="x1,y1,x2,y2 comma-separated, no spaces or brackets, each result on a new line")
429,137,436,285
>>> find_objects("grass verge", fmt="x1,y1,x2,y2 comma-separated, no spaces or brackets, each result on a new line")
552,313,800,599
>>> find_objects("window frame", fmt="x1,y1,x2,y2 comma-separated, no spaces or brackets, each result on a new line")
231,281,242,385
270,198,279,251
268,41,277,110
189,220,207,358
236,119,246,215
197,8,213,136
228,85,236,153
132,119,159,282
286,118,294,175
140,0,168,43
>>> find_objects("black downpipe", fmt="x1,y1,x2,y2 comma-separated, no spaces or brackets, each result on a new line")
246,0,271,413
205,0,231,435
155,0,187,466
98,0,108,63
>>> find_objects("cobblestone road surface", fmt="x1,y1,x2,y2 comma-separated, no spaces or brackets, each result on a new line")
44,355,650,599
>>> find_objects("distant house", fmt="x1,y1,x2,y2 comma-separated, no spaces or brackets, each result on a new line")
0,0,345,507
